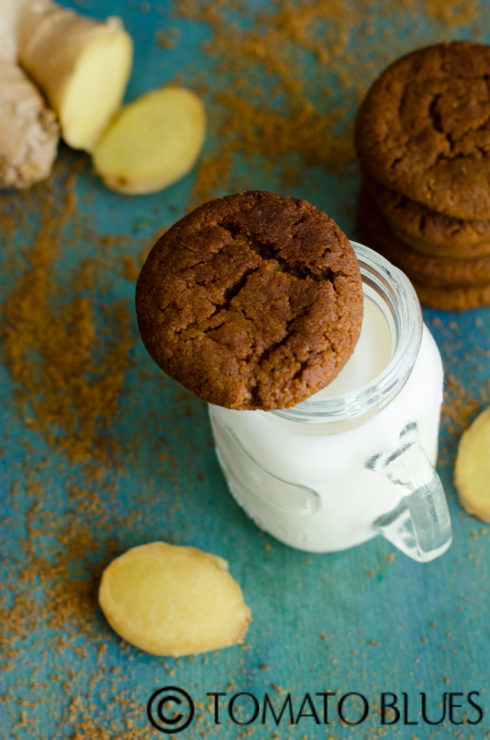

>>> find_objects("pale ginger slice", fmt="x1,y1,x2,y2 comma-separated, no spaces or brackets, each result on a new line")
455,406,490,523
0,60,59,188
92,86,206,194
0,0,20,63
98,541,251,656
15,0,132,151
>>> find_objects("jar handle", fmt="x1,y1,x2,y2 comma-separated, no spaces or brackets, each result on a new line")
366,423,452,562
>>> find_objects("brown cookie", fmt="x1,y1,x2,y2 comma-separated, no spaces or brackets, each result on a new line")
366,176,490,259
355,42,490,219
413,280,490,311
136,191,363,410
358,189,490,288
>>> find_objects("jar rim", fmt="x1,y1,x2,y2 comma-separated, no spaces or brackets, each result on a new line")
271,241,423,426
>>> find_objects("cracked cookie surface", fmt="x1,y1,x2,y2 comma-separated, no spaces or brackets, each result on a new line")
355,42,490,220
136,191,363,409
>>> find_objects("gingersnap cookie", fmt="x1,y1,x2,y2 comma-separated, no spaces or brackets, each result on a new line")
414,280,490,311
358,190,490,288
355,41,490,220
366,176,490,259
136,191,363,410
359,216,490,309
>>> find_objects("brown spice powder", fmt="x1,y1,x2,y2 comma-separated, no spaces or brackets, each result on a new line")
174,0,483,206
0,167,135,466
0,158,144,736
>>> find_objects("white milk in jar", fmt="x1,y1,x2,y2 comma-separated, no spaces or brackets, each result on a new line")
209,242,452,562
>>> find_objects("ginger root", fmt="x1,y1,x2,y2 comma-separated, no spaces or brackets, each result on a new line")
92,86,206,194
15,0,133,151
0,59,59,188
0,2,204,194
98,541,251,656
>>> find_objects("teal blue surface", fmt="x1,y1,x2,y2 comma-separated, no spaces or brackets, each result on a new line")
1,2,489,739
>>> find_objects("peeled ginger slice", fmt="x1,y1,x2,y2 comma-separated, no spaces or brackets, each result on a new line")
18,7,132,152
455,406,490,523
98,541,251,656
93,86,206,194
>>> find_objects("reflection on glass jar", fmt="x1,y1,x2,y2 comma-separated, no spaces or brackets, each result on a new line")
209,242,452,562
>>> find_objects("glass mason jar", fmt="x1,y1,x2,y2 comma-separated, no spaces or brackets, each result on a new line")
209,242,452,562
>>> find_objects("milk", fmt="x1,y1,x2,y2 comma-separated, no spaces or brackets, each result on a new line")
208,243,449,559
314,296,393,398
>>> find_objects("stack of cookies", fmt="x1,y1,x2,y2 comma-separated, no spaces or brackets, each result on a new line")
355,41,490,310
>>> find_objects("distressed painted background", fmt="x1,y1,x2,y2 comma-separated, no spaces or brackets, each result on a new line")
1,1,489,738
